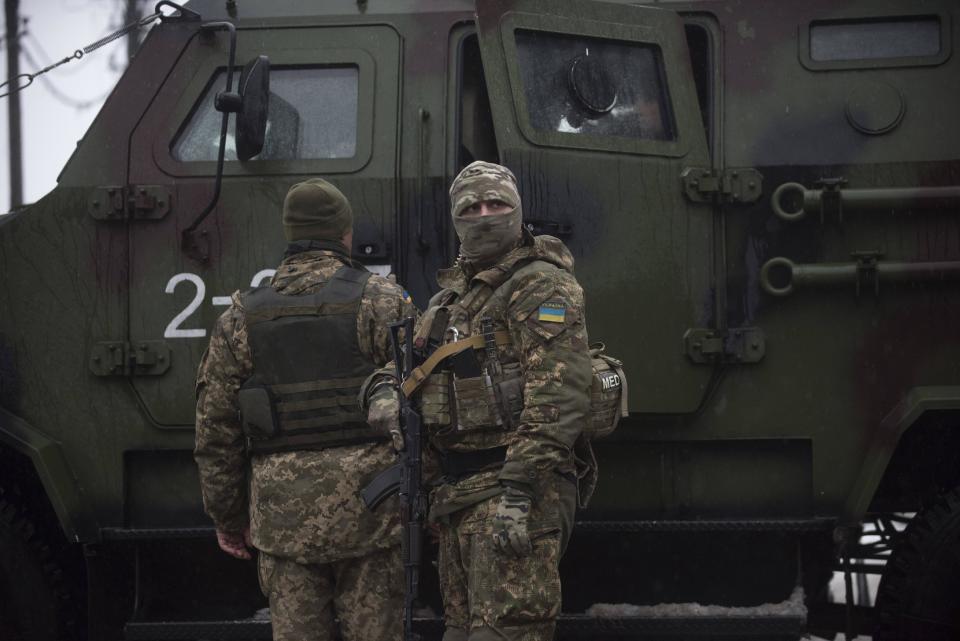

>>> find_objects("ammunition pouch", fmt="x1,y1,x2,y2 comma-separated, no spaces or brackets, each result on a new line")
452,375,501,432
238,386,279,439
420,371,452,427
419,367,525,434
239,376,387,455
400,331,511,397
586,343,628,439
406,331,519,435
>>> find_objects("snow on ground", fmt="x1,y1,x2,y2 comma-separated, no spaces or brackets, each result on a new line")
585,586,806,618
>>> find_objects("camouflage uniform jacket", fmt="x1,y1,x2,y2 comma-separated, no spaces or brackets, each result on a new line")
194,248,416,564
419,232,593,518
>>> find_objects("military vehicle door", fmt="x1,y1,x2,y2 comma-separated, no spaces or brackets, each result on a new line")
475,0,715,413
125,25,400,426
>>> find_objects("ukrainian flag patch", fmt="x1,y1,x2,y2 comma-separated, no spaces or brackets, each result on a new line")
537,301,566,323
402,290,413,305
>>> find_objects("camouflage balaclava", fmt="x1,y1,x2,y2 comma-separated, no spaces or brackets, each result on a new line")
449,161,523,264
282,178,353,242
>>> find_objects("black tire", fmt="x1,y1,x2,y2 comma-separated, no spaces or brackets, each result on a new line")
875,487,960,641
0,498,80,641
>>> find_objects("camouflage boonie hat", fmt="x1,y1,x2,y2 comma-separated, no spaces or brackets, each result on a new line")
449,161,521,218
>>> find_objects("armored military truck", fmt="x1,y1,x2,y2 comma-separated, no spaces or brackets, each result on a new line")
2,0,959,639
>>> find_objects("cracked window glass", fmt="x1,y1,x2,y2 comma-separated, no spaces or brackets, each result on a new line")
514,29,675,141
173,66,359,161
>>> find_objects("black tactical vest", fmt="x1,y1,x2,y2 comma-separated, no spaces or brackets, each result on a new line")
238,265,386,454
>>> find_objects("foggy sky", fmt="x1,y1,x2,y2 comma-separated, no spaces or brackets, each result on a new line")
1,0,140,213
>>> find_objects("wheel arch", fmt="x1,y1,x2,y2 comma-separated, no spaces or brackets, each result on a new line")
0,406,98,541
843,386,960,524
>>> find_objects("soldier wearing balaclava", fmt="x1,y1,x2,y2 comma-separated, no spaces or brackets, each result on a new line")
364,161,595,641
449,161,524,265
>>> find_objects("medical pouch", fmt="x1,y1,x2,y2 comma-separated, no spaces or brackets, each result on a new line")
587,343,628,439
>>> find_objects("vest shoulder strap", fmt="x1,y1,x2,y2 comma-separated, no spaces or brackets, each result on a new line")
331,265,374,285
401,330,511,397
241,266,373,324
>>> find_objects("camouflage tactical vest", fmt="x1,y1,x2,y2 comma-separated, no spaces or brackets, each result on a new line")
412,235,625,458
413,256,563,450
238,266,386,454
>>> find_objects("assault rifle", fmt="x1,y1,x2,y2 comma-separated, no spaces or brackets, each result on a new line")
361,316,424,641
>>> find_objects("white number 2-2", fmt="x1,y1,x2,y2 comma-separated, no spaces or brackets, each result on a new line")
163,270,277,339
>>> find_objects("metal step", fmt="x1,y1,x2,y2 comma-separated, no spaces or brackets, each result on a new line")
101,527,216,540
125,610,805,640
104,518,834,541
125,621,271,641
558,613,805,638
575,518,834,533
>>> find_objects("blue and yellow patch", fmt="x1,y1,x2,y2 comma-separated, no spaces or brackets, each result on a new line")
402,290,413,305
537,301,566,323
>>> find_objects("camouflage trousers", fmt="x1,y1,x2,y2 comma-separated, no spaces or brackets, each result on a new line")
438,475,577,641
258,545,403,641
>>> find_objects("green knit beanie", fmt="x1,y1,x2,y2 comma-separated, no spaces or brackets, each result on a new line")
282,178,353,242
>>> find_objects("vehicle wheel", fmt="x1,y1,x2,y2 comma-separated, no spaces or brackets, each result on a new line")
0,497,79,641
874,487,960,641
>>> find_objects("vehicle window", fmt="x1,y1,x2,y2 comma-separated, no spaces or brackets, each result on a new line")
514,29,675,142
684,23,713,153
810,16,941,62
172,66,359,161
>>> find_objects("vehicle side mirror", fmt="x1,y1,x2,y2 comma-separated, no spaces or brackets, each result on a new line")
185,25,266,262
236,55,270,161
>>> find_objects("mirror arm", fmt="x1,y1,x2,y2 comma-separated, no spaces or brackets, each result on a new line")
182,20,238,263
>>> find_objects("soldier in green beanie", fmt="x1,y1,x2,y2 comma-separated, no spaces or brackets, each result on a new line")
281,178,354,242
195,178,415,641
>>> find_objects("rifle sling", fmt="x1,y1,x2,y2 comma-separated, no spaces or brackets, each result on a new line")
401,331,511,398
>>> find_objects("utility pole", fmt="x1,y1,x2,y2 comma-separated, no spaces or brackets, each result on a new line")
5,0,23,210
124,0,141,66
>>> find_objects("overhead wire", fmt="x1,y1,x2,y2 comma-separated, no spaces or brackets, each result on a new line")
0,9,160,99
19,39,111,110
23,29,84,77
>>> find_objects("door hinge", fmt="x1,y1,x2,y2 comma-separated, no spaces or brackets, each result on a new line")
89,341,171,377
88,185,171,221
682,167,763,204
683,327,765,364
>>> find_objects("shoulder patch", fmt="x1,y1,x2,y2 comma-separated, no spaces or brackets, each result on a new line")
537,301,566,323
